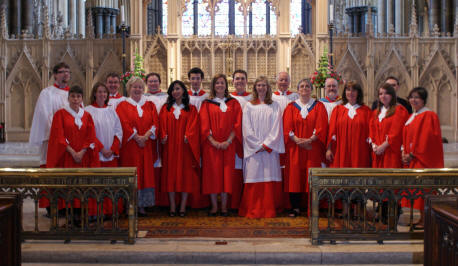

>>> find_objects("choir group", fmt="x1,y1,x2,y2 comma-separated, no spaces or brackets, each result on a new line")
29,62,445,226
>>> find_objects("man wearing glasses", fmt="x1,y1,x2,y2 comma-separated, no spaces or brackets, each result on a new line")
29,62,71,167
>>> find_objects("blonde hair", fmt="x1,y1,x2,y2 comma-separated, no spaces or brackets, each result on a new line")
126,76,146,95
251,76,273,105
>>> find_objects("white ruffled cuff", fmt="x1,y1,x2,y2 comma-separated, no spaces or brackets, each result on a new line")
128,128,138,142
149,126,156,140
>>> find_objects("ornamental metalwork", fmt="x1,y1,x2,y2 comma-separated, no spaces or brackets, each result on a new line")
309,168,458,245
0,167,137,244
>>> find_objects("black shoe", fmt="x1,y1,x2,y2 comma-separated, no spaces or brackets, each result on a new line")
138,211,147,217
220,211,229,217
179,211,186,217
208,211,217,217
169,211,176,217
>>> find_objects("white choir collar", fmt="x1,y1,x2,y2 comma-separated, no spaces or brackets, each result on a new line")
126,96,147,117
172,103,184,119
344,103,360,119
295,98,315,119
405,106,429,125
378,105,388,122
64,106,84,129
213,97,227,112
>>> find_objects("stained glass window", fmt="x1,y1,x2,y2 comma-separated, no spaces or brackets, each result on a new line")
198,1,211,36
162,1,168,35
290,0,302,35
182,1,194,36
234,2,245,35
215,0,229,35
251,0,276,35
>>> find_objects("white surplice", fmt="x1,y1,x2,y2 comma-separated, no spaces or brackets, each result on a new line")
189,89,209,111
231,93,252,169
320,98,342,122
242,101,285,183
29,85,69,165
271,91,299,113
85,105,123,162
146,92,168,113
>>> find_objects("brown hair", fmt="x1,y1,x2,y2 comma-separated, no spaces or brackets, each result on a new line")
209,74,231,99
342,80,364,105
377,83,397,119
251,76,273,105
105,72,120,81
53,62,70,74
90,82,109,105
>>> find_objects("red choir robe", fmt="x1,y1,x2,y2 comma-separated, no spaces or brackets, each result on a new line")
369,105,409,168
44,107,102,214
283,100,328,193
200,98,243,194
228,92,252,209
327,104,372,168
401,108,444,210
116,97,159,191
159,104,201,194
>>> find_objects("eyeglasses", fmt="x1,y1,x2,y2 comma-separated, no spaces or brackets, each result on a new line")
57,70,71,74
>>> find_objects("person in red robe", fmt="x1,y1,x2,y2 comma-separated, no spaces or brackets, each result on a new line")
369,83,409,168
228,70,252,210
200,74,242,216
283,78,328,217
402,87,444,229
369,83,409,224
85,82,123,216
326,81,372,168
159,80,200,217
47,85,101,217
116,76,159,217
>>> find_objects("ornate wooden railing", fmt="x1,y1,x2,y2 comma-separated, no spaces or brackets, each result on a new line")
0,168,137,244
309,168,458,245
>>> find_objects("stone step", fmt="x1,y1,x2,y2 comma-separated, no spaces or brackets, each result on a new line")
22,238,423,265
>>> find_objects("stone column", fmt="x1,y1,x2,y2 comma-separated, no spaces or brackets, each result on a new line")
94,8,104,38
110,9,117,34
429,0,440,31
78,0,85,37
441,0,451,33
10,0,21,37
104,9,111,35
377,0,385,33
386,0,393,30
21,0,33,34
394,0,401,34
69,0,77,34
59,0,68,28
229,0,235,35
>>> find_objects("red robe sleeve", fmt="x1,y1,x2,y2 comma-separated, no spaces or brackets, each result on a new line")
159,104,168,141
386,105,409,147
199,101,211,144
232,100,243,158
46,109,67,167
83,114,101,167
185,105,201,165
327,105,339,148
369,109,378,145
110,136,121,156
314,102,329,147
116,103,135,145
282,103,295,146
411,112,444,168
